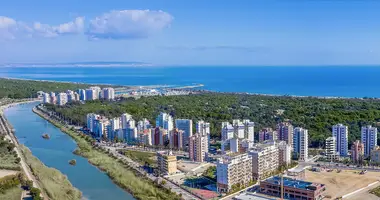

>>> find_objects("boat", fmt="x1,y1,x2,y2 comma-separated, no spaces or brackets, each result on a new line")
42,133,50,139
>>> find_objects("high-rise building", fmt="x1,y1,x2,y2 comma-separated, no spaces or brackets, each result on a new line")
259,128,278,142
175,119,193,146
332,124,348,157
102,87,115,100
325,137,339,162
221,120,255,141
217,153,253,193
293,127,308,161
351,140,364,163
361,125,378,157
170,129,184,149
249,142,279,180
74,92,80,101
156,112,174,131
43,93,50,104
221,122,234,141
189,133,208,162
196,121,211,151
95,119,110,138
57,93,68,106
66,90,75,102
277,122,293,147
243,119,255,142
121,113,135,129
278,141,292,166
86,113,100,133
137,118,151,132
371,147,380,163
157,151,177,175
78,89,86,101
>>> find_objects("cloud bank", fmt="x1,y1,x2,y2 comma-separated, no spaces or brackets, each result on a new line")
0,10,173,41
87,10,173,40
0,16,84,40
160,45,268,53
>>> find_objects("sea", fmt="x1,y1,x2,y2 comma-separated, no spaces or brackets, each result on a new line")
1,66,380,98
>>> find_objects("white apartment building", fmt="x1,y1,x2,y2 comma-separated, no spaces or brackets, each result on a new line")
249,142,279,180
156,112,174,131
277,141,292,166
196,121,211,150
137,118,151,132
361,125,378,157
95,119,109,138
57,93,68,106
332,124,348,157
221,122,235,141
175,119,193,146
121,113,135,129
293,127,308,161
325,137,339,162
189,133,208,162
217,153,253,193
243,119,255,142
43,93,50,104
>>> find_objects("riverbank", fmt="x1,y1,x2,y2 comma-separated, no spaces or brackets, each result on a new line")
20,145,82,200
33,107,181,200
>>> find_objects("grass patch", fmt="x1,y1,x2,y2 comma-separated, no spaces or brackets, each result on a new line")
0,186,22,200
370,185,380,197
20,145,82,200
0,136,21,171
118,150,156,166
34,109,180,200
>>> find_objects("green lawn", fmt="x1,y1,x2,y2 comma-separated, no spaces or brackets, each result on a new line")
0,136,21,171
118,150,156,166
0,186,23,200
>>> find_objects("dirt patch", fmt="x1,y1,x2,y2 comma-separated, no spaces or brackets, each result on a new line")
0,169,18,178
305,170,380,199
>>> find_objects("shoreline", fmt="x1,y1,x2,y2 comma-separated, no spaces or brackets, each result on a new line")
32,106,181,200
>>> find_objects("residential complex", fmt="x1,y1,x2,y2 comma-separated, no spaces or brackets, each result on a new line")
216,153,253,193
325,137,339,162
351,140,365,163
332,124,348,157
260,176,326,200
278,141,292,166
277,122,293,147
361,125,378,157
221,119,255,154
293,127,308,161
156,112,174,131
258,128,277,142
157,151,177,175
189,133,208,162
175,119,193,146
196,120,211,150
42,86,115,106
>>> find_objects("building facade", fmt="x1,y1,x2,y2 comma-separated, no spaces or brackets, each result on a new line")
361,125,378,157
249,142,279,180
293,127,308,161
351,140,365,163
332,124,348,157
156,112,174,131
57,93,68,105
278,141,292,166
175,119,193,146
325,137,339,162
217,153,253,193
189,133,208,162
277,122,293,147
259,128,278,142
157,151,177,175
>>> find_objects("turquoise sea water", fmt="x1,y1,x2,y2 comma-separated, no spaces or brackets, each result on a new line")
1,66,380,97
4,103,134,200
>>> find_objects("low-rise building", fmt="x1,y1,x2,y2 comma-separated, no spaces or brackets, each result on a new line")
260,176,326,200
217,153,253,193
157,150,177,175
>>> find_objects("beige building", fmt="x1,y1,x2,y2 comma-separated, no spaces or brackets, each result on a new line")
278,141,292,166
189,133,208,162
325,137,339,162
249,142,279,180
217,153,253,193
156,151,177,175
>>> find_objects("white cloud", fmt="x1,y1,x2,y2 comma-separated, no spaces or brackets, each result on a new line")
87,10,173,40
0,16,84,40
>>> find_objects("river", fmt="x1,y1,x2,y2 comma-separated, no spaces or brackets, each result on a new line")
4,102,134,200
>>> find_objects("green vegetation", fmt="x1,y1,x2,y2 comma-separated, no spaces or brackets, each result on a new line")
0,186,22,200
0,174,20,194
30,187,42,200
0,78,117,99
0,135,21,170
46,93,380,147
370,186,380,197
118,150,156,166
20,145,82,200
202,166,216,181
68,159,77,166
34,109,181,200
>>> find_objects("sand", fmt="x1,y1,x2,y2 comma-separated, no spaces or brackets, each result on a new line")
305,170,380,199
0,169,18,178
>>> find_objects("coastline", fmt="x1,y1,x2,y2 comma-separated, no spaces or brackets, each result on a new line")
32,106,181,200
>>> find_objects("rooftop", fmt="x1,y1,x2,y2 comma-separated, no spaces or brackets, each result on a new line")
263,176,324,190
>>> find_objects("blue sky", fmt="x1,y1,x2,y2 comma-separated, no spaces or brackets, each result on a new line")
0,0,379,66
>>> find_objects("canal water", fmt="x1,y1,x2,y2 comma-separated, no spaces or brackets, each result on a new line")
4,102,134,200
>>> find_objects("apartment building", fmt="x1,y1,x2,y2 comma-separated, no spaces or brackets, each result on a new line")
278,141,292,166
175,119,193,146
293,127,308,161
325,137,339,162
332,124,348,157
156,112,174,131
249,142,279,180
102,87,115,100
351,140,365,163
259,128,278,142
277,122,293,147
361,125,378,157
157,151,177,175
189,133,208,162
217,153,253,193
57,92,68,105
